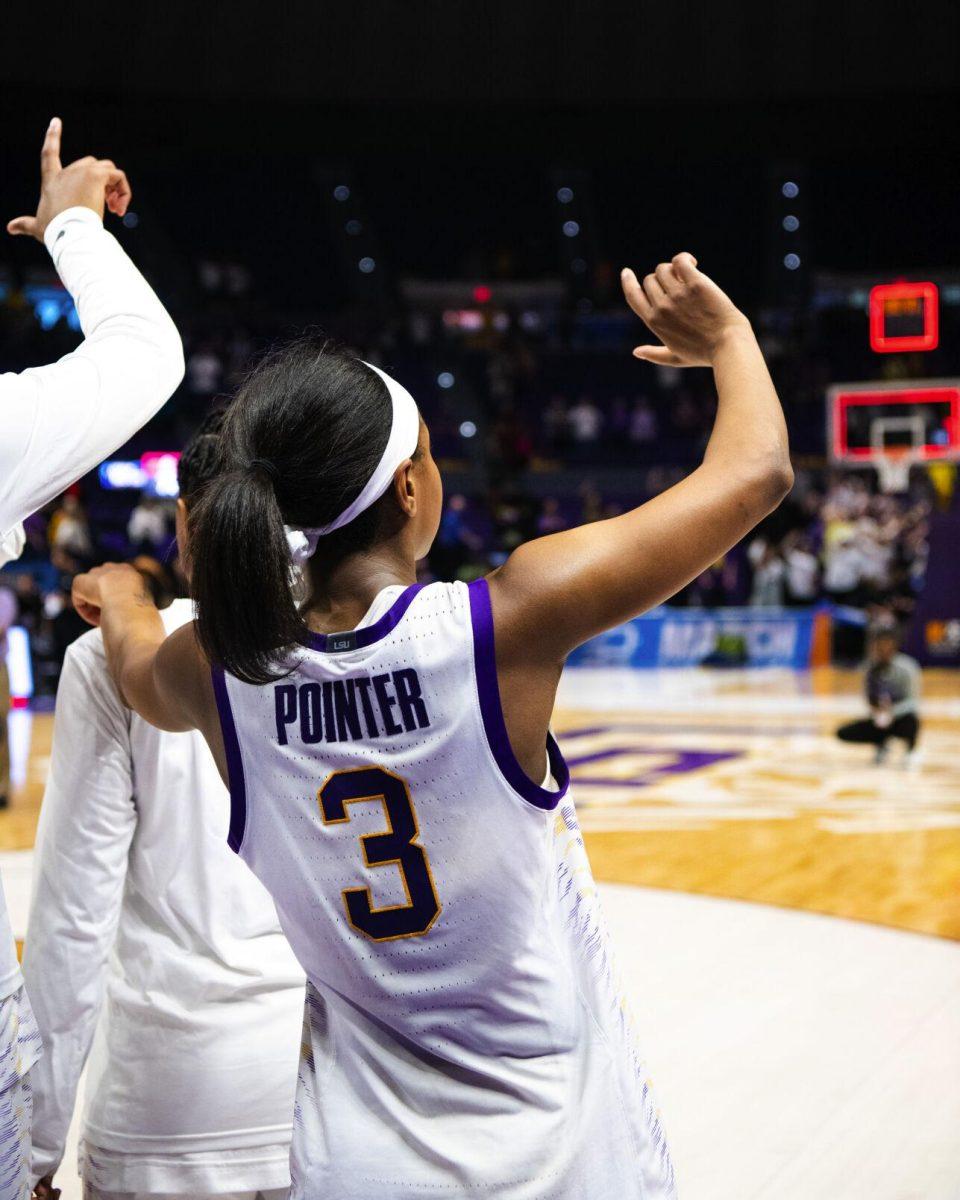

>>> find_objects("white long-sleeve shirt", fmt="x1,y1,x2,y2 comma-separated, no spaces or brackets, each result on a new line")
0,206,184,543
0,204,185,1008
23,601,305,1193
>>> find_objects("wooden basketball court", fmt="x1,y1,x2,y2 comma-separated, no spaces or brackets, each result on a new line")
2,663,959,1198
3,665,959,937
556,665,960,940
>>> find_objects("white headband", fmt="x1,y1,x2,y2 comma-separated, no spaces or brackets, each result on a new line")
285,361,421,564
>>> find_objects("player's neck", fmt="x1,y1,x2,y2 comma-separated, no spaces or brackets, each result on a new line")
302,539,418,635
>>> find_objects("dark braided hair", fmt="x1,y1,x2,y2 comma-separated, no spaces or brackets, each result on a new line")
177,406,228,506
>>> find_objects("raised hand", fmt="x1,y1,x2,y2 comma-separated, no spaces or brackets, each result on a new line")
7,118,132,242
621,252,751,368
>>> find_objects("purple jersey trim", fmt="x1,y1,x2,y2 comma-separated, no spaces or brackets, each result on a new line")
212,667,247,853
467,577,569,811
302,583,425,652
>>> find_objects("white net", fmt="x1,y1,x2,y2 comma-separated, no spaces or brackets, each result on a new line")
870,415,925,494
875,450,916,494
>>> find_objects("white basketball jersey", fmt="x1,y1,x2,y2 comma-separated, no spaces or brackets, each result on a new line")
214,579,675,1199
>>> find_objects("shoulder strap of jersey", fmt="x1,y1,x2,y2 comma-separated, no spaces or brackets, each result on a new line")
467,577,568,812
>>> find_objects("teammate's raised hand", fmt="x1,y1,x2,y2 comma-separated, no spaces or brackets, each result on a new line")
7,118,132,242
621,252,751,367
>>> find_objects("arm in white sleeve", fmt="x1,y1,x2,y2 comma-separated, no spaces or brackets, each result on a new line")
22,632,137,1184
0,206,185,538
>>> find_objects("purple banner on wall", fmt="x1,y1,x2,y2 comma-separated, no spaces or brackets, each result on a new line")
905,509,960,666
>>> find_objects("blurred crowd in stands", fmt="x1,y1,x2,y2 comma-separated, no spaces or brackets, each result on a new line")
0,455,935,696
0,267,951,693
431,468,933,615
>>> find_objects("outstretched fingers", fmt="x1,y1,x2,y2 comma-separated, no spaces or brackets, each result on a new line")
6,216,37,238
632,344,682,365
40,117,62,183
624,252,713,368
11,116,65,233
621,267,653,322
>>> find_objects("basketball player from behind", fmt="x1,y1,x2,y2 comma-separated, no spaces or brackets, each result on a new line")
24,412,304,1200
0,119,184,1199
75,253,792,1199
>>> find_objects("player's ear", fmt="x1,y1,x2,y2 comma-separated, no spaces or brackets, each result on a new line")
393,459,418,517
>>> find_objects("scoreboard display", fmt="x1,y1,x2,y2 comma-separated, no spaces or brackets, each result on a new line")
869,281,938,353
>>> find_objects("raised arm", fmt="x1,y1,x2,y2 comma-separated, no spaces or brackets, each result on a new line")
480,253,793,782
0,120,184,539
489,253,792,663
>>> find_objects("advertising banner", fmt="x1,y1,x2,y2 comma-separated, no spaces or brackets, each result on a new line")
567,607,822,670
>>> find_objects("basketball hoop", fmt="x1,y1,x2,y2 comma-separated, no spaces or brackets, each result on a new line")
826,378,960,493
869,414,924,494
876,447,917,494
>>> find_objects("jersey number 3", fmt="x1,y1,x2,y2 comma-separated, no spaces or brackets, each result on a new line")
318,767,442,942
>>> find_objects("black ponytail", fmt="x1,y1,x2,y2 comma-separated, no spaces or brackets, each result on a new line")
188,338,394,684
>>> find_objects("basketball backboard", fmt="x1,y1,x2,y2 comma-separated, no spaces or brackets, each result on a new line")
827,379,960,491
